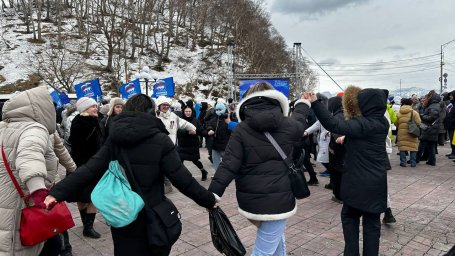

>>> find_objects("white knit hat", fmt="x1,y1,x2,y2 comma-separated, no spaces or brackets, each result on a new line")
155,96,171,108
76,97,97,113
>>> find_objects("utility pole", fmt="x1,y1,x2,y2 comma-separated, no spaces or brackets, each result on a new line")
441,44,444,94
441,39,455,94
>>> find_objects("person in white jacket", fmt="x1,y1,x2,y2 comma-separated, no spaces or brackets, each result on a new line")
155,96,196,193
155,96,196,144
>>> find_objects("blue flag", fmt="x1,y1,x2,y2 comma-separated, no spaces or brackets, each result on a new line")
74,79,103,102
50,90,63,108
59,91,71,105
119,79,141,99
152,77,175,98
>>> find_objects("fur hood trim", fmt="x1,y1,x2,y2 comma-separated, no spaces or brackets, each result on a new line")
343,85,362,120
236,90,289,122
238,205,297,221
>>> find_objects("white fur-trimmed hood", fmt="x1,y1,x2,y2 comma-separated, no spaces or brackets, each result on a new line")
236,90,289,122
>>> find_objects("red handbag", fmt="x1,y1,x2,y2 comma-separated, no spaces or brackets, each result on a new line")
2,145,75,246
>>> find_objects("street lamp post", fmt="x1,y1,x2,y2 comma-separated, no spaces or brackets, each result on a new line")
134,66,153,96
440,39,455,94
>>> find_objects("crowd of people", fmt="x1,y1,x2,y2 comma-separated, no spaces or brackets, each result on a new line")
0,84,454,256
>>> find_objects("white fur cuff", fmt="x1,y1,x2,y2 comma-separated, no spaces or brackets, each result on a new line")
294,99,311,107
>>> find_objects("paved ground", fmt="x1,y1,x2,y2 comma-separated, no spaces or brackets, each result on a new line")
61,145,455,256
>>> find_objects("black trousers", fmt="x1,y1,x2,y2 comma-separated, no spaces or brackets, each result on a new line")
39,235,62,256
341,204,381,256
182,159,203,169
303,146,317,180
331,171,342,200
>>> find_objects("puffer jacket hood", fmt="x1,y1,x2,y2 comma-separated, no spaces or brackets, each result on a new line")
342,86,386,120
236,90,288,132
2,86,56,134
343,86,362,120
109,111,169,147
428,92,441,105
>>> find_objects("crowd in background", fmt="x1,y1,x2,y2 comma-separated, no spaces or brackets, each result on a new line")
1,85,455,256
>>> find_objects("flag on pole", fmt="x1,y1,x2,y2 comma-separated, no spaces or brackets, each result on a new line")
74,79,103,102
119,79,141,99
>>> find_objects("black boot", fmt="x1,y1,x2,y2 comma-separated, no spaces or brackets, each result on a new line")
60,230,73,256
201,168,208,181
78,209,87,225
308,177,319,186
83,213,101,239
383,207,396,224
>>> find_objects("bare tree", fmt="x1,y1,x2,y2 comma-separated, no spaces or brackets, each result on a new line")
29,47,85,92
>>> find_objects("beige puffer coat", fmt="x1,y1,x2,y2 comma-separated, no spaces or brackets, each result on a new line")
0,86,58,256
397,105,422,151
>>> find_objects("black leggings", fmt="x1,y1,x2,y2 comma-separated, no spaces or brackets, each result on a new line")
182,159,204,169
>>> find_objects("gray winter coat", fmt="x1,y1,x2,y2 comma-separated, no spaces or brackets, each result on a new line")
0,87,58,256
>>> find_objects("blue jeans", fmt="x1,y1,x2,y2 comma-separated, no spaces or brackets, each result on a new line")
400,151,417,166
252,219,287,256
212,150,224,171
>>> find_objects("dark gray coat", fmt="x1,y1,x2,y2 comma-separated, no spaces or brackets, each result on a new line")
420,94,441,142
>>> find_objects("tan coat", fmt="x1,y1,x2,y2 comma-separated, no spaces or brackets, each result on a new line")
0,87,58,256
397,105,422,151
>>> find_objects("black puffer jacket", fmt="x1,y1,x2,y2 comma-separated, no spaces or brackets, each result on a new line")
312,87,389,214
327,96,346,173
444,90,455,130
209,90,309,221
420,93,441,142
203,114,231,151
50,111,215,255
177,116,202,161
68,114,103,202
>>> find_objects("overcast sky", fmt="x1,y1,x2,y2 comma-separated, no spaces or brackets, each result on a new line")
264,0,455,94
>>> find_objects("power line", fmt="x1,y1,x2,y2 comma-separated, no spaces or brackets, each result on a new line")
329,67,439,77
318,53,440,66
318,61,440,72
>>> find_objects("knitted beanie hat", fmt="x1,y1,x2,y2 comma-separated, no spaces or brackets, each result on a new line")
76,97,97,113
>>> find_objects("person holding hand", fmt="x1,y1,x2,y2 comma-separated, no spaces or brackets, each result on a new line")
44,94,216,256
0,87,62,256
304,87,389,256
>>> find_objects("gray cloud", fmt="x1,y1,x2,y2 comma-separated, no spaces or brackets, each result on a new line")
383,45,405,51
319,58,340,65
271,0,371,16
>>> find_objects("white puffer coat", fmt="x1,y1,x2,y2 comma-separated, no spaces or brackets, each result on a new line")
0,86,58,256
306,120,330,163
157,111,196,144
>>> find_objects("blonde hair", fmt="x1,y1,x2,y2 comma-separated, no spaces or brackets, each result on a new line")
243,82,274,98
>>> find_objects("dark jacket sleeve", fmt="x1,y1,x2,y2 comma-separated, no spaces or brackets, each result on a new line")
159,136,215,208
208,128,243,197
49,143,111,201
312,100,366,139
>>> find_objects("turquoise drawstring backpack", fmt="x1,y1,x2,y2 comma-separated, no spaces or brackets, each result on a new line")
91,160,145,228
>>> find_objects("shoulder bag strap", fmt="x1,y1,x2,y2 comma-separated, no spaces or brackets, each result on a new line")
264,132,287,161
118,149,151,204
2,145,26,200
410,110,413,121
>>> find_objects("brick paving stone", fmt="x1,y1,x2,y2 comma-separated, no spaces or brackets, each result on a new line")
59,145,455,255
